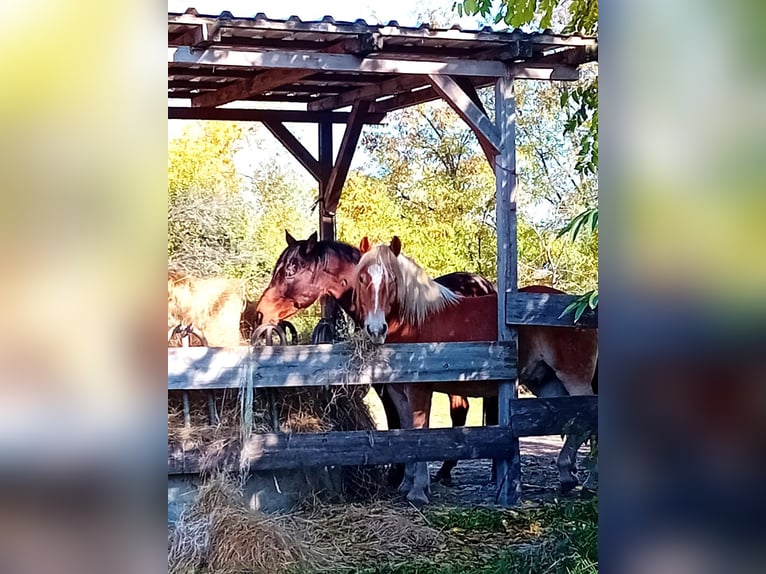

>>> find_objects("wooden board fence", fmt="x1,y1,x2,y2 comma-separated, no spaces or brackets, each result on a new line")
169,341,517,391
168,396,597,475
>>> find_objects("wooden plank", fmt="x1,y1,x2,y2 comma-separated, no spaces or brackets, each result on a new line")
191,69,316,108
369,79,495,115
428,75,501,155
168,341,517,391
309,74,428,112
370,86,439,114
262,121,321,181
511,65,581,81
453,76,487,115
171,47,507,78
323,101,370,213
506,292,598,328
168,426,517,474
511,396,598,437
494,68,521,506
167,107,387,124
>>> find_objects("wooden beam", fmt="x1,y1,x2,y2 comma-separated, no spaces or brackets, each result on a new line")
370,86,438,113
168,396,597,475
428,74,501,167
453,76,487,116
309,74,429,112
494,68,521,506
171,47,507,78
191,68,315,108
511,396,598,437
262,121,321,181
168,426,517,474
506,292,598,328
167,107,387,124
511,65,581,81
169,22,221,48
168,341,516,391
323,101,370,214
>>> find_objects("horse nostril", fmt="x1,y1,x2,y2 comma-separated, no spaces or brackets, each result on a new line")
255,311,263,326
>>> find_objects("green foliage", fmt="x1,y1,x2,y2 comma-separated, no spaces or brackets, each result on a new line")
559,289,598,323
557,207,598,242
455,0,595,32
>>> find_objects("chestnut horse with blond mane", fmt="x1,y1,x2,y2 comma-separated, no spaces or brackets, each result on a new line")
354,236,598,505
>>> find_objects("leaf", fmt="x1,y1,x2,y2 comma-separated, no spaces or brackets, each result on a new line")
558,299,580,320
588,291,598,309
574,301,587,323
464,0,478,15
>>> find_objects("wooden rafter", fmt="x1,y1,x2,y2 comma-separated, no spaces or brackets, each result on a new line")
191,68,315,108
262,121,321,181
167,107,387,124
428,74,501,166
323,101,370,214
309,74,428,112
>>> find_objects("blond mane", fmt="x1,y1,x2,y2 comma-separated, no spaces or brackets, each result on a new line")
356,245,461,327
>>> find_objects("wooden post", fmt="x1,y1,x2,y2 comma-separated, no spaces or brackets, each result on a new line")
494,67,521,506
318,121,338,326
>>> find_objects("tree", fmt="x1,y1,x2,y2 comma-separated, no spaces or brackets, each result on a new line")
455,0,599,315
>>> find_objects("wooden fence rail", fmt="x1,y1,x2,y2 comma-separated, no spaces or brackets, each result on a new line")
168,396,597,475
169,341,517,391
505,291,598,328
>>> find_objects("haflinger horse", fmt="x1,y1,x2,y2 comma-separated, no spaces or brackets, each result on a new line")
253,231,496,484
168,269,246,347
353,236,598,505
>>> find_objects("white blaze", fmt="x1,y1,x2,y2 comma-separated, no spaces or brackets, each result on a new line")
364,262,388,342
368,263,384,312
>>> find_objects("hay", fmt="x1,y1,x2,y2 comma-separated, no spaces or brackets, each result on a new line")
169,475,444,574
169,381,387,501
295,501,444,567
169,473,316,574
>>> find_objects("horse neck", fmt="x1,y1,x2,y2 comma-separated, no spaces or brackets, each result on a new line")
316,248,360,320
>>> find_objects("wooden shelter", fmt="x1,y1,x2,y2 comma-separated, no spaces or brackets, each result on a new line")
168,8,598,505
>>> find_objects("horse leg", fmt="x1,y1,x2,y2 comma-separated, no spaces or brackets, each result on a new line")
404,384,433,506
483,396,499,483
376,385,405,487
551,370,594,493
385,384,415,495
433,394,468,485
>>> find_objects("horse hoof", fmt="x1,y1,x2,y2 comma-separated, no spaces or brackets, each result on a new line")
406,491,429,506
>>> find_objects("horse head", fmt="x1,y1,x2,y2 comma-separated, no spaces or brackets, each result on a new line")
254,230,324,325
354,236,403,343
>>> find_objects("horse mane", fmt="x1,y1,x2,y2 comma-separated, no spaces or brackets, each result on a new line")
275,240,360,273
357,245,461,327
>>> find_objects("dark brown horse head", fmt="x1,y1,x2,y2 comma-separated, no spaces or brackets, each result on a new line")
254,231,359,325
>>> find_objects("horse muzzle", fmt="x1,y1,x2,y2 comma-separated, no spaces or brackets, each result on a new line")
364,321,388,344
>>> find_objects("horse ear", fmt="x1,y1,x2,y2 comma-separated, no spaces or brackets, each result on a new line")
390,236,401,257
305,231,318,253
285,230,297,247
359,236,371,254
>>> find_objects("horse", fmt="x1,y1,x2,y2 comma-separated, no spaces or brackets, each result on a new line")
353,236,598,505
253,230,497,484
168,269,246,347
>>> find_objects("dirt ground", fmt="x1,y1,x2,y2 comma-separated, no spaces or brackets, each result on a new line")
363,390,595,506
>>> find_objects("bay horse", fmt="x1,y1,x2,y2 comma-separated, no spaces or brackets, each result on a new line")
252,231,496,484
353,236,598,505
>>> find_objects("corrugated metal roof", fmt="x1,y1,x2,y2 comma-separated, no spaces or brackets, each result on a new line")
168,8,597,114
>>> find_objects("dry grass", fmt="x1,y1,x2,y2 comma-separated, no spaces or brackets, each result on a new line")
169,473,316,574
168,474,445,574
